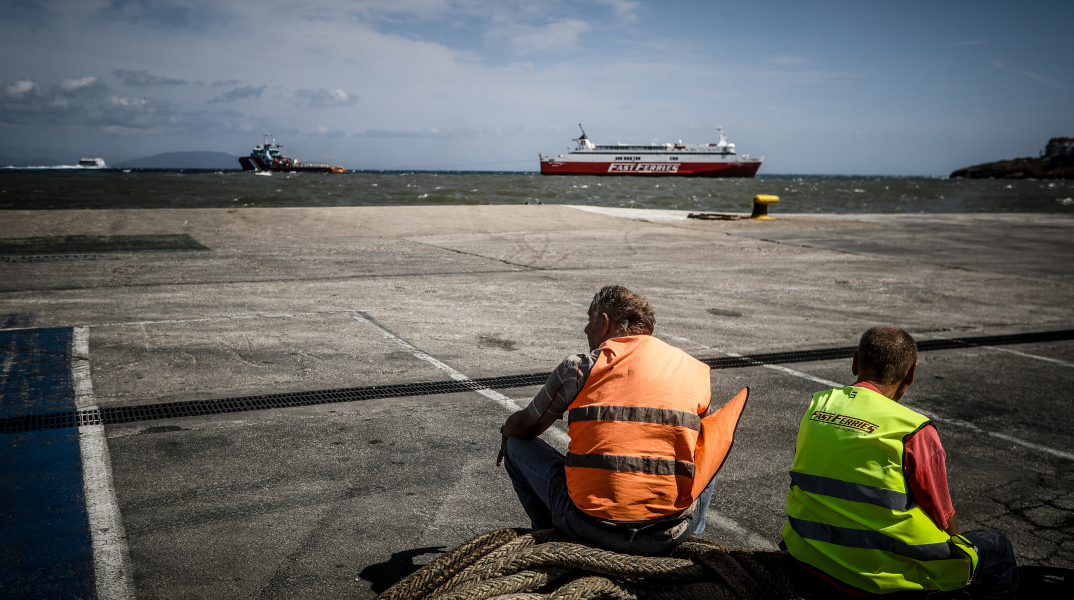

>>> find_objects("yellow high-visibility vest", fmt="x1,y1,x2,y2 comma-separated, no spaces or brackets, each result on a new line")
782,386,978,594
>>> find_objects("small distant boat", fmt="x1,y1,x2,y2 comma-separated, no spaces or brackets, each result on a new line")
540,125,762,177
238,134,345,173
78,157,106,168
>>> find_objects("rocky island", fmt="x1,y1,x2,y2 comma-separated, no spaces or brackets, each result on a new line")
951,137,1074,179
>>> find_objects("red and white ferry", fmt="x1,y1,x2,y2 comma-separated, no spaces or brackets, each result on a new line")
540,125,762,177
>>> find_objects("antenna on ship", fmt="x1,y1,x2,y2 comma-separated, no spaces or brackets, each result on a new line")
577,124,588,140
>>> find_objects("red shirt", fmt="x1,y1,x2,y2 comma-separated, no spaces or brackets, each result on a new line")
851,382,955,530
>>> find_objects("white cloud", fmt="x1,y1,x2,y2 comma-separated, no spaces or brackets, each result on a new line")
594,0,639,23
296,88,358,108
487,18,593,53
315,123,347,137
113,69,188,86
5,79,38,97
108,96,151,108
208,85,267,103
58,77,106,96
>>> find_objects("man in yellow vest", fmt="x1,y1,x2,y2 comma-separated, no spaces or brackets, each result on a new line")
782,326,1018,598
496,285,748,554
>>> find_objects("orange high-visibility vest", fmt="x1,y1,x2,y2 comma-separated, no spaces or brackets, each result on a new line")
564,335,748,522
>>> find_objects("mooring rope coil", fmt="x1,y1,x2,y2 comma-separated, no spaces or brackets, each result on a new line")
377,528,817,600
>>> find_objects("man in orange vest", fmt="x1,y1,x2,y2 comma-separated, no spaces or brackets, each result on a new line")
496,285,748,554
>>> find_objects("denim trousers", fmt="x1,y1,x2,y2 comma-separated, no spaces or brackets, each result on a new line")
959,529,1019,600
502,436,718,555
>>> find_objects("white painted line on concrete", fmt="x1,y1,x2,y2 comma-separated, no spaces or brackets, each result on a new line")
725,351,844,388
71,327,94,407
66,300,579,330
664,333,1074,462
905,406,1074,462
705,510,777,549
350,312,571,445
917,332,1074,368
565,204,698,222
979,345,1074,368
663,334,842,388
72,327,136,600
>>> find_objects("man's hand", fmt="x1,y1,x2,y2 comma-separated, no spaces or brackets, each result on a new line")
945,514,961,536
496,426,509,467
496,408,552,466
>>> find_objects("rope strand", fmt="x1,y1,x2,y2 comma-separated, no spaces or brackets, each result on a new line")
377,529,818,600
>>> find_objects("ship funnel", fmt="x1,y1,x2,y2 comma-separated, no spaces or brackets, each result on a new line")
573,124,595,150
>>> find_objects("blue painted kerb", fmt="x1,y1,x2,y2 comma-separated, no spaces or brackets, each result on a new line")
1,327,96,598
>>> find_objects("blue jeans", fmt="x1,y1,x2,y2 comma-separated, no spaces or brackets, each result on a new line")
503,436,718,555
960,529,1018,600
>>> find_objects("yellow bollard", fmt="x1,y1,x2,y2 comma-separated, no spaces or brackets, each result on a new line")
750,194,779,220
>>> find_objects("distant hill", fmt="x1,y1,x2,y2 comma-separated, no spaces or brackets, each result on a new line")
0,150,84,167
951,137,1074,180
115,151,241,170
950,157,1074,180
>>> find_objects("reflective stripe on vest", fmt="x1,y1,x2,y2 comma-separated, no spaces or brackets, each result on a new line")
564,335,714,521
782,386,977,594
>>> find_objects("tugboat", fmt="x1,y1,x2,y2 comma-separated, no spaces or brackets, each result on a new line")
238,134,345,173
78,157,106,168
540,125,762,177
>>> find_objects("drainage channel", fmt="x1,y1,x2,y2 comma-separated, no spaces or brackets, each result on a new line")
3,328,1072,435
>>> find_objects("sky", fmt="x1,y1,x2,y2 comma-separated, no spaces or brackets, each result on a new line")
1,0,1072,175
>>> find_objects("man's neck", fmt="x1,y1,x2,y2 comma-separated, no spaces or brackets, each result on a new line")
852,380,898,400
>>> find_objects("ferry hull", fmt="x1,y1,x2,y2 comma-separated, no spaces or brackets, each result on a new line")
540,160,761,178
239,156,345,173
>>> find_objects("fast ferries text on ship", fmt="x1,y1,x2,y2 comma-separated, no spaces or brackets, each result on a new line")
540,125,762,177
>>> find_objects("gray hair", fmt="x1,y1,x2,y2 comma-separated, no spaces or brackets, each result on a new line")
589,285,655,335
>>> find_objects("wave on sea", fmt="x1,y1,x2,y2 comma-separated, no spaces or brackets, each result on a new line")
1,170,1072,213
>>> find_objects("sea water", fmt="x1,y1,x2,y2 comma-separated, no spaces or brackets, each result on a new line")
2,170,1073,213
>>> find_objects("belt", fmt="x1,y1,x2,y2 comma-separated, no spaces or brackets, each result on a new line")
579,497,700,532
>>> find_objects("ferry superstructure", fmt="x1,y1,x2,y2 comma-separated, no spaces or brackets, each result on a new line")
78,157,106,168
540,126,762,177
239,134,345,173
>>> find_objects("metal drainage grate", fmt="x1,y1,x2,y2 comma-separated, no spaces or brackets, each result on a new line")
2,328,1071,435
698,329,1074,370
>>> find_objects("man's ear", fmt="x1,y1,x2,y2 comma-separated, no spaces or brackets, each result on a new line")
851,351,860,377
599,312,612,338
903,361,917,387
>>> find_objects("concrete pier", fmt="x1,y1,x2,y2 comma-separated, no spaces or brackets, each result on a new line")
2,205,1073,598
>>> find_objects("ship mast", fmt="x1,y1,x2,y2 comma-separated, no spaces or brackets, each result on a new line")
574,124,594,150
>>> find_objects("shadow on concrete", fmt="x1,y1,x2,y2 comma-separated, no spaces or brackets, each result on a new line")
359,546,447,593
